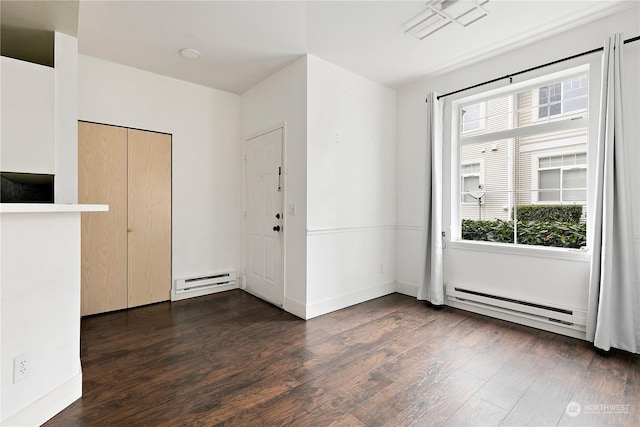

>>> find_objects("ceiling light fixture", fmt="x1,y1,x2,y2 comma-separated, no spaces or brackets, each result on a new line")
403,0,490,40
179,48,201,60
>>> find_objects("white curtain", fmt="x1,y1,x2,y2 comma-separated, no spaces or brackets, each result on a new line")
418,92,445,304
587,34,640,353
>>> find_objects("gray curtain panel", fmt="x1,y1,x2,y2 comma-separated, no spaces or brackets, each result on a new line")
418,93,445,304
587,33,640,353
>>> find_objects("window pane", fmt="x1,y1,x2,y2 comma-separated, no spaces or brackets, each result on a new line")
460,140,510,222
539,169,560,201
563,168,585,188
461,103,484,133
562,76,588,113
549,156,563,167
563,189,586,202
539,157,550,168
462,175,480,203
539,169,560,188
563,168,586,201
539,86,549,103
548,83,562,116
462,163,480,174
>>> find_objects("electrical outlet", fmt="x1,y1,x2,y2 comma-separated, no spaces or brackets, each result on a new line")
13,353,30,383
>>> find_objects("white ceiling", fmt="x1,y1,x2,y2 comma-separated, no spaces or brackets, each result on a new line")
72,1,635,94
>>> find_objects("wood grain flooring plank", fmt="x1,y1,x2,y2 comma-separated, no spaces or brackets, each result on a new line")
328,413,367,427
499,356,585,426
442,396,508,427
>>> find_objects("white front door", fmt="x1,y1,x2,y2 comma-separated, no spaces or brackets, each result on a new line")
244,128,284,306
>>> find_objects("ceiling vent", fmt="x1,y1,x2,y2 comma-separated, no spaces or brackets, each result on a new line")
403,0,490,40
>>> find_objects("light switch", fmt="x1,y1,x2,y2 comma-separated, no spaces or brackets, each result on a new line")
288,203,296,216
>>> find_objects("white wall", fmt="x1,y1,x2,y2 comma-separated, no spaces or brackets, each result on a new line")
396,8,640,320
54,33,79,203
241,56,308,317
0,56,55,174
306,55,396,318
78,55,242,286
1,212,83,425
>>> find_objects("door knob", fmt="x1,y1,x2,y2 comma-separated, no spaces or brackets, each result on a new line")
276,213,281,219
273,225,281,232
128,229,133,233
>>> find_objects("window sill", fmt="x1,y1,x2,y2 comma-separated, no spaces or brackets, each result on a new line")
448,239,590,262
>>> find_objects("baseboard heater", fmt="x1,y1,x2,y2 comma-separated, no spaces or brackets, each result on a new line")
446,284,586,335
175,272,237,293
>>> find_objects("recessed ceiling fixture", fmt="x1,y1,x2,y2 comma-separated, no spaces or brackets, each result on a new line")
179,48,201,60
403,0,490,40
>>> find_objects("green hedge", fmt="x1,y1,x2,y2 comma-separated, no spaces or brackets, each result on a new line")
462,219,587,249
513,204,583,223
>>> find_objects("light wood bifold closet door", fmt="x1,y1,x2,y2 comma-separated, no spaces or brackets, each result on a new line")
127,129,172,308
79,122,171,316
79,122,128,315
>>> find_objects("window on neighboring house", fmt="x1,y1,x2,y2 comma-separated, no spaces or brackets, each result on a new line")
455,66,589,249
461,102,486,134
537,75,588,119
461,162,482,203
537,153,587,202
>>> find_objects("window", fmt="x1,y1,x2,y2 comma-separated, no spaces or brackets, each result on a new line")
461,102,485,133
461,162,483,203
537,75,588,119
455,67,589,249
536,152,587,203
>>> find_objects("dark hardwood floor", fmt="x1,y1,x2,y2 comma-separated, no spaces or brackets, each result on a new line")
46,290,639,426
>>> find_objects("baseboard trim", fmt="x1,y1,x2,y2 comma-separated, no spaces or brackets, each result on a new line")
283,296,307,319
305,281,396,319
2,371,82,427
395,281,419,297
307,225,396,236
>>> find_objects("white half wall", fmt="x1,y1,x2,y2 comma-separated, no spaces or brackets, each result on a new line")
241,56,308,316
306,55,396,318
396,8,640,317
78,55,242,286
1,212,83,425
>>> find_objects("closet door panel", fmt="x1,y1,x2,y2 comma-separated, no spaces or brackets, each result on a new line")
78,122,128,315
127,129,172,307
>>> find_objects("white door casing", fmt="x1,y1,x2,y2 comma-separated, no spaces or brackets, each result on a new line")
244,127,284,306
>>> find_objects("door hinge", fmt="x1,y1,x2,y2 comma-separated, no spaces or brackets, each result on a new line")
244,155,247,164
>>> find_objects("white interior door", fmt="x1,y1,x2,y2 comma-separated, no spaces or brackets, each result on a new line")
244,128,284,306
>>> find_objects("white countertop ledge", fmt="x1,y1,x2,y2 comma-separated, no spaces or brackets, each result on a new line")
0,203,109,213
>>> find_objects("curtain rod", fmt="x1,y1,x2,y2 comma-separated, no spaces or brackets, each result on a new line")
432,34,640,101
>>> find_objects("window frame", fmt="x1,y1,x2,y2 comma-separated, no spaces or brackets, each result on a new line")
450,64,591,256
